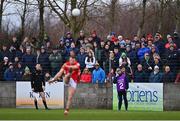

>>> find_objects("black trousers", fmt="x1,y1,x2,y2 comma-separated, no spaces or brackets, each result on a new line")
118,90,128,111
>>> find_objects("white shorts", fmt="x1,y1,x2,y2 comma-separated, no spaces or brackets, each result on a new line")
33,92,39,100
64,78,77,89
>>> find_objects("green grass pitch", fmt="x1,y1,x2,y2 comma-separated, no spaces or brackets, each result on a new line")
1,108,180,120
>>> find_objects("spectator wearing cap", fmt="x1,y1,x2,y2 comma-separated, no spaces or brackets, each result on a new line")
4,63,16,81
22,48,36,72
15,62,24,81
141,52,153,82
63,32,74,49
77,47,87,71
49,47,63,76
85,50,96,72
134,64,146,82
91,30,101,46
153,34,165,57
149,65,163,83
92,62,106,84
0,57,9,81
80,68,92,83
162,66,175,83
173,32,180,49
38,46,50,73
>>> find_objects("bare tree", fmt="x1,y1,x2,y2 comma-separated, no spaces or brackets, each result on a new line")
47,0,98,37
37,0,45,42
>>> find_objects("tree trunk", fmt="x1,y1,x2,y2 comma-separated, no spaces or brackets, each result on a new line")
20,0,27,40
137,0,146,38
109,0,118,32
38,0,44,44
70,0,78,38
158,0,164,32
0,0,5,33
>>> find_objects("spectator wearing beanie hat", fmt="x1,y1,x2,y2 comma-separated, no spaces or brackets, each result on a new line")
4,63,16,81
0,57,9,80
165,35,177,49
149,65,163,83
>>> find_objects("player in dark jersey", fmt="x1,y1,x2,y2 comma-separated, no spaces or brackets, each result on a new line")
48,56,80,115
113,66,129,111
31,64,49,110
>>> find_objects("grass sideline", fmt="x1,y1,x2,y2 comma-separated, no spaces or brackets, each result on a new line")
0,108,180,120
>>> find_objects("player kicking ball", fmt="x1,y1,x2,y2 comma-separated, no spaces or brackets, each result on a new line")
48,56,80,115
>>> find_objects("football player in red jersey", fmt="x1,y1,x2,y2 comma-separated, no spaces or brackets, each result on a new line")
48,56,80,115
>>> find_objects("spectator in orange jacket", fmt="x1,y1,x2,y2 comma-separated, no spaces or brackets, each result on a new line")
80,68,92,83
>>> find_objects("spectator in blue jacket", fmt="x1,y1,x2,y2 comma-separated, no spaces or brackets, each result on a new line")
38,46,50,73
4,63,16,81
137,43,151,62
77,47,87,71
92,62,106,84
22,48,36,72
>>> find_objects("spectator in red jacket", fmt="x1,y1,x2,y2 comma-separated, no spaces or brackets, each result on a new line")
80,68,92,83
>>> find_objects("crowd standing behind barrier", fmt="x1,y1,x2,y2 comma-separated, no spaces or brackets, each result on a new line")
0,31,180,83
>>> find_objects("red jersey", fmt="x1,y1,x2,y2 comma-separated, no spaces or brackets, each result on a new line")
63,61,80,83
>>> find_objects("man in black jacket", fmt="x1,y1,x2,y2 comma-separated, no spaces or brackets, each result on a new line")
31,64,48,110
134,64,146,82
163,66,175,83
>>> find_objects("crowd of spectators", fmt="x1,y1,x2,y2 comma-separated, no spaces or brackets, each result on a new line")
0,30,180,83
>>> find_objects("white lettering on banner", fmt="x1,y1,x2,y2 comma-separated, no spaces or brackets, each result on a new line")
113,83,163,111
16,82,64,109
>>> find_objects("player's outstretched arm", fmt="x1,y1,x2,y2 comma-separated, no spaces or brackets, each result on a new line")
48,66,64,84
